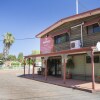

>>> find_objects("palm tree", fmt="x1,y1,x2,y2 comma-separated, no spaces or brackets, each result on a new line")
3,32,15,60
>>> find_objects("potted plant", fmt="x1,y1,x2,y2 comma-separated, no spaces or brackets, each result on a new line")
66,58,74,79
37,68,42,75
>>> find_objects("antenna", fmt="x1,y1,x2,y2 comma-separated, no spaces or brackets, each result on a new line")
76,0,78,14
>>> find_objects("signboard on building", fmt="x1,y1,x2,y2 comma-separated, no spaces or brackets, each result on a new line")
40,37,53,54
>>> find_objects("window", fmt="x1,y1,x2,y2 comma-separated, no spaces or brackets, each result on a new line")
87,23,100,34
86,55,100,63
54,33,69,44
94,56,99,63
61,35,66,42
93,24,100,33
86,56,91,63
57,37,61,44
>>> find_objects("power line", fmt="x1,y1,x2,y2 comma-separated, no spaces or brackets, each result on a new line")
15,37,36,40
0,37,36,41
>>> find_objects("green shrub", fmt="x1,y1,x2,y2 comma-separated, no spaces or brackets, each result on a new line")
11,62,20,67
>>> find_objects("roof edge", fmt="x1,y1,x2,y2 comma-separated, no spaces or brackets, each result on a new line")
36,8,100,38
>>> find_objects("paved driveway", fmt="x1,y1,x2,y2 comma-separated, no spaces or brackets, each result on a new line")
0,69,100,100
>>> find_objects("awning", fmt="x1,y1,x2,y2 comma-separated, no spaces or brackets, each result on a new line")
24,47,93,59
84,17,100,27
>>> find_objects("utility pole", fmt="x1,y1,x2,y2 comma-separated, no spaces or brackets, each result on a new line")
76,0,79,14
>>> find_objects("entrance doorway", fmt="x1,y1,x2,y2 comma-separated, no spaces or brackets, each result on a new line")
47,57,61,76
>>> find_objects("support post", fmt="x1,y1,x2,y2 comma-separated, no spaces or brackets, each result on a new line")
28,58,31,75
63,59,66,84
91,51,95,90
24,58,26,76
62,54,68,84
32,57,35,78
81,24,83,47
32,63,34,78
44,57,48,80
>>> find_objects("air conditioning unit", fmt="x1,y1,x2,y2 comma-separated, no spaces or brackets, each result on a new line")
70,40,81,49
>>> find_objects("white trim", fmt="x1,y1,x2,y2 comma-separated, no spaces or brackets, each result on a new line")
71,22,84,47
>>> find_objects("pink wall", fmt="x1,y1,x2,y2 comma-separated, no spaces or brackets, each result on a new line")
40,37,54,54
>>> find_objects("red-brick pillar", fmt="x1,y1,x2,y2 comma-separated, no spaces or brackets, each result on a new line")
63,58,66,84
44,57,48,80
62,54,68,84
32,57,35,78
32,62,34,78
91,51,95,90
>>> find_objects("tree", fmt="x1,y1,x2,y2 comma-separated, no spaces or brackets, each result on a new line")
32,50,41,62
8,55,16,61
0,53,3,60
32,50,40,55
3,32,15,60
26,58,34,65
17,52,24,63
0,53,4,65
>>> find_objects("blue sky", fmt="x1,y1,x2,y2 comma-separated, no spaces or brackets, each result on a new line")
0,0,100,56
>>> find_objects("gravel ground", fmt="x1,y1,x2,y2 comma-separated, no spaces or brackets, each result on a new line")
0,69,100,100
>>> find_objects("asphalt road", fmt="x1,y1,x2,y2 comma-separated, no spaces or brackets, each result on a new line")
0,69,100,100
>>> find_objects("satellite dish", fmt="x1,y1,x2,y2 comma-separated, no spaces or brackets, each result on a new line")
96,42,100,51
